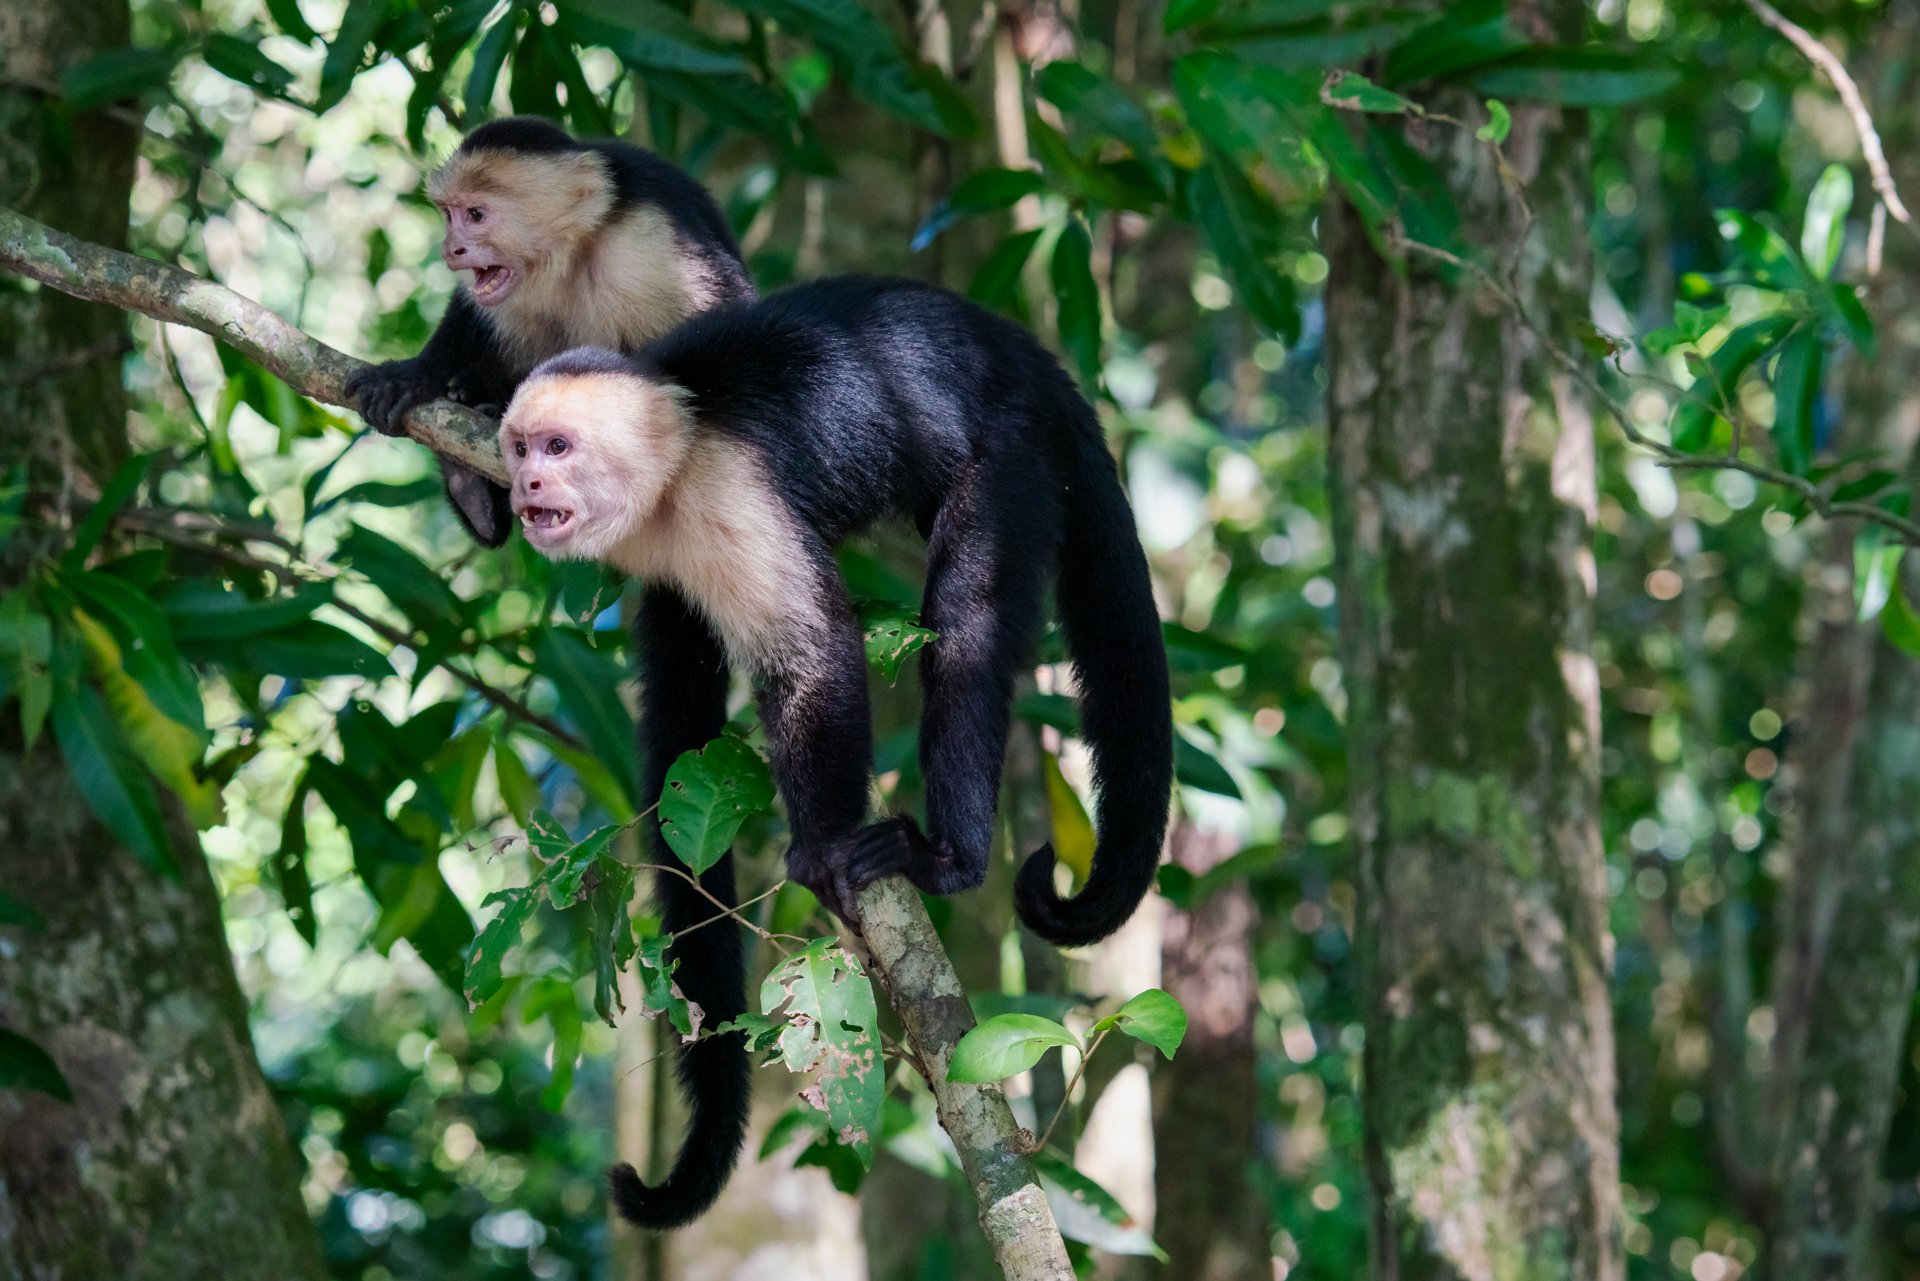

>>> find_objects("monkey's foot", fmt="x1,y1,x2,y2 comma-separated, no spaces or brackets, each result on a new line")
789,818,932,925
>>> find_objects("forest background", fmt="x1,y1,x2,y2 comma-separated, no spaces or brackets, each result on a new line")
3,0,1920,1278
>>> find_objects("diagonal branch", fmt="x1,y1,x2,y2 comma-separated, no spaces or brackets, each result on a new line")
0,201,1072,1280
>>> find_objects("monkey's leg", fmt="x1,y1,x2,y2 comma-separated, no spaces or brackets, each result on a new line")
872,457,1054,897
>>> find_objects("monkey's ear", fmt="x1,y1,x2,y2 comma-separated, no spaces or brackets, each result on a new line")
445,463,514,547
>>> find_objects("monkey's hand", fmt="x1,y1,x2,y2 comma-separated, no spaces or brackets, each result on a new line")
346,357,446,437
790,817,956,924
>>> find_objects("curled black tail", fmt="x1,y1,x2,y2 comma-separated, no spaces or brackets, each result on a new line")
614,586,749,1230
609,852,750,1229
1015,400,1173,948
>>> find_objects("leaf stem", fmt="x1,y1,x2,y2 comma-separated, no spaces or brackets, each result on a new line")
1034,1024,1111,1155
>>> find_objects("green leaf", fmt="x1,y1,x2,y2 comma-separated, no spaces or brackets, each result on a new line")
530,628,637,797
62,570,204,736
318,0,386,113
1163,622,1250,671
59,47,178,110
947,1013,1079,1082
494,740,541,826
0,891,45,930
1175,732,1241,798
727,0,973,137
1036,62,1161,170
554,0,749,74
1670,316,1794,452
1380,0,1523,85
158,581,331,640
912,169,1046,251
265,0,319,42
857,601,937,684
1221,16,1424,68
1769,328,1823,477
1801,164,1853,281
1033,1150,1164,1258
1092,988,1188,1059
1883,582,1920,659
1321,70,1415,114
52,684,174,876
658,733,775,874
968,227,1045,310
509,18,564,119
1051,218,1102,389
203,33,297,95
1476,98,1511,144
760,939,884,1166
1187,159,1296,340
466,11,520,119
63,452,153,569
0,589,53,749
465,887,540,1008
275,774,318,946
1824,282,1876,359
70,610,220,828
1164,0,1225,32
1042,750,1095,884
336,524,465,635
225,620,392,680
1469,49,1681,106
523,975,585,1110
0,1028,72,1102
307,756,424,871
311,477,443,514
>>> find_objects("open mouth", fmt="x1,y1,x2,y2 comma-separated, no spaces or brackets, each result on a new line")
519,505,573,536
468,264,517,305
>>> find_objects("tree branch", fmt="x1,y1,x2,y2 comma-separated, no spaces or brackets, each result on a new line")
1,202,1074,1279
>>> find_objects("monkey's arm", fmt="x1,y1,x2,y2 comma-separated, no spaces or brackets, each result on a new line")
346,291,501,436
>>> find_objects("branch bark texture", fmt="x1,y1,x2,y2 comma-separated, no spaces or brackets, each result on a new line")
0,201,1072,1278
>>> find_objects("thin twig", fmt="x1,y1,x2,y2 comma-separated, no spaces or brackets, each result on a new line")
1741,0,1913,230
651,860,809,951
1035,1025,1111,1154
671,879,789,939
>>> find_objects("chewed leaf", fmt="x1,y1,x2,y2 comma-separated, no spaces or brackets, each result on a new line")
857,600,937,684
1092,988,1187,1059
760,939,884,1167
464,888,538,1009
638,933,697,1038
947,1013,1079,1082
659,733,776,873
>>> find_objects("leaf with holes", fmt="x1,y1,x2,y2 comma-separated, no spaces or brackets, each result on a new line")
947,1013,1079,1083
858,601,937,684
464,887,540,1009
658,733,775,874
637,932,697,1038
760,939,884,1167
1092,988,1187,1059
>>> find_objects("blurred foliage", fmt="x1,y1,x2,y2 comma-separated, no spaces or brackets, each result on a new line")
8,0,1920,1275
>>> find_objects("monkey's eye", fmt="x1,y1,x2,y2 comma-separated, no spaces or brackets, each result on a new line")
545,437,569,456
512,440,527,457
466,207,485,224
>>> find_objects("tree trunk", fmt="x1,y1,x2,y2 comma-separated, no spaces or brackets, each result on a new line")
1150,822,1267,1281
1763,20,1920,1269
1322,5,1620,1275
0,2,325,1276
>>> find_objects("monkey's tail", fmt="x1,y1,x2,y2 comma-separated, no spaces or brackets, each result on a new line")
608,853,750,1230
1014,398,1173,948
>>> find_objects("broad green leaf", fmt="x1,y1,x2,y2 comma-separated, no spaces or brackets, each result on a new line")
1051,218,1102,389
1670,316,1794,451
968,227,1045,310
912,169,1046,251
947,1013,1079,1082
307,757,424,871
0,1028,72,1102
554,0,749,74
62,569,203,736
1716,209,1804,286
1164,0,1225,32
1164,622,1250,671
1036,62,1161,170
1042,751,1095,884
1824,282,1876,359
523,975,585,1110
318,0,385,113
659,734,775,874
857,601,936,684
1769,328,1823,477
158,581,330,640
1175,731,1241,798
0,589,53,749
275,774,317,946
727,0,973,137
1221,16,1424,68
336,524,465,634
310,477,443,514
265,0,319,41
334,700,453,829
760,939,884,1166
1802,165,1853,280
1469,50,1680,106
1186,159,1296,340
71,610,220,827
1092,988,1188,1059
1883,583,1920,659
637,932,696,1037
1477,99,1511,144
494,740,541,826
203,33,297,95
1033,1150,1164,1257
59,47,178,110
63,452,153,568
529,628,638,797
1380,0,1523,85
52,684,174,876
1321,70,1415,114
465,887,540,1008
587,855,638,1025
466,12,520,119
509,18,565,120
225,619,392,680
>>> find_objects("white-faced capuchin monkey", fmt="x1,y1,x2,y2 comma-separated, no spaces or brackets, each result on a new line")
500,276,1174,1228
348,119,761,1231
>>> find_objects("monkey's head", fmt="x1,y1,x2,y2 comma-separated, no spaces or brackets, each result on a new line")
428,119,614,311
500,348,691,560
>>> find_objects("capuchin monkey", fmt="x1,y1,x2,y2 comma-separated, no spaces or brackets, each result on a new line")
348,119,761,1231
347,116,754,542
500,276,1175,1227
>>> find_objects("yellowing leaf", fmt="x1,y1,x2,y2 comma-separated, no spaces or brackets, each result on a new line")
72,609,220,827
1043,749,1096,885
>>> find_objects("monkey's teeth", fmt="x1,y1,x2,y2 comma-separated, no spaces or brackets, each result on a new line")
520,506,572,530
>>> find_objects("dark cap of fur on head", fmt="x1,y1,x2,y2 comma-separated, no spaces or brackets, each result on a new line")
526,346,641,384
458,116,583,155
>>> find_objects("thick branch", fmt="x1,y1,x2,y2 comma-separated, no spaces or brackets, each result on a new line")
0,204,504,481
1,202,1073,1278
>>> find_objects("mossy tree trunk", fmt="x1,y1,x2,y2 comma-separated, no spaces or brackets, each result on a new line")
0,2,325,1276
1763,22,1920,1271
1322,3,1620,1276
